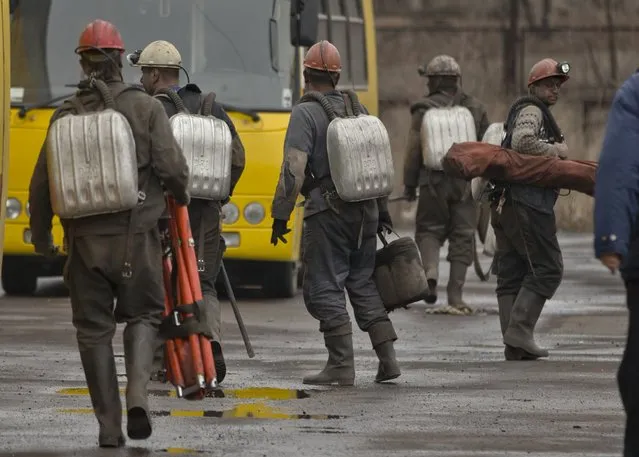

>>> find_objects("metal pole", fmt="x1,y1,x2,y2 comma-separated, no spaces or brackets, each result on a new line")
220,261,255,358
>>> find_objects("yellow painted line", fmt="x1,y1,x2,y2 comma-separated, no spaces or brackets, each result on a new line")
224,387,300,400
165,448,203,455
169,410,204,418
56,386,311,400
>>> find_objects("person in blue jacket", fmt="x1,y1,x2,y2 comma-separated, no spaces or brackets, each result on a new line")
594,69,639,457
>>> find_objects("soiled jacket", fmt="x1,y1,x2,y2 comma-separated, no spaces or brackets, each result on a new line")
404,90,490,188
271,90,388,220
157,83,246,197
28,80,189,246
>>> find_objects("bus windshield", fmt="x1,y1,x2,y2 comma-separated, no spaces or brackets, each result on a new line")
10,0,295,111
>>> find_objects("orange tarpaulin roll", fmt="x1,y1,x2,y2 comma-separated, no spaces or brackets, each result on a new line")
161,196,217,400
442,141,598,196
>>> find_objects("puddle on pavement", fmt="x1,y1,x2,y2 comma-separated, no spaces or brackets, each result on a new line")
57,386,314,400
58,402,344,420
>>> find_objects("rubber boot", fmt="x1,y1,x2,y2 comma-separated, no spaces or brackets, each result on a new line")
368,321,401,383
497,294,535,361
149,336,166,382
503,287,549,358
79,345,125,448
303,322,355,386
447,261,472,313
417,237,440,304
201,294,226,385
212,341,226,385
123,322,157,440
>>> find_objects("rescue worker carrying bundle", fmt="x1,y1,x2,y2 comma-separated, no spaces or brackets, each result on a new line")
270,40,401,386
403,55,490,313
490,58,570,361
130,40,246,385
28,20,190,447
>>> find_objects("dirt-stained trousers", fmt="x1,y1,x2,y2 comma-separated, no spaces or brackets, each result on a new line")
65,228,165,439
491,198,563,299
302,199,391,333
414,171,477,281
188,200,226,343
620,280,639,457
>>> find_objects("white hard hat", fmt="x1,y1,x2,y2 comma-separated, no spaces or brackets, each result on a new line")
133,40,182,68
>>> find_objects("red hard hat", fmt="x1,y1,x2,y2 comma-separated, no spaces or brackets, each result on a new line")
303,40,342,73
75,19,125,54
527,58,570,87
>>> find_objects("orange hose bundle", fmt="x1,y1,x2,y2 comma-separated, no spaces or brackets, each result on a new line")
161,196,217,400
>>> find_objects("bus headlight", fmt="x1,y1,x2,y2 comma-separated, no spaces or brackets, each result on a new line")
26,202,30,218
6,198,21,219
221,202,240,225
243,202,265,225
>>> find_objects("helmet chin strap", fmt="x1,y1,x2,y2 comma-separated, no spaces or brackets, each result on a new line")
319,40,337,88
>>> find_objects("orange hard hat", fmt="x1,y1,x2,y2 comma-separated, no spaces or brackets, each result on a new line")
527,58,570,87
75,19,125,54
303,40,342,73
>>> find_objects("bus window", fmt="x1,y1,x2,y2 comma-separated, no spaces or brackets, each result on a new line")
10,0,296,111
345,0,367,88
328,0,351,86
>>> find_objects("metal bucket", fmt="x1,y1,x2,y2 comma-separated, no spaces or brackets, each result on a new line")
373,233,429,312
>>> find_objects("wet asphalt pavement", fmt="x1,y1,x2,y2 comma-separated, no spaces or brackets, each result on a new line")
0,232,629,457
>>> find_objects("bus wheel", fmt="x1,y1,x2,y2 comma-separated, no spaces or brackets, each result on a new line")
2,258,38,295
263,261,299,298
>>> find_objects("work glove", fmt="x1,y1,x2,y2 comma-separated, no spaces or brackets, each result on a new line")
378,211,393,235
555,142,569,160
403,186,417,202
271,219,291,246
175,191,191,206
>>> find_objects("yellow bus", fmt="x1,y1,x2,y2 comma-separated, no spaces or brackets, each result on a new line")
0,0,11,276
3,0,378,297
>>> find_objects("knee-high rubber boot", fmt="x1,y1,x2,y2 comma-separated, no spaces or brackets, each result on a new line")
79,345,125,448
203,294,226,385
497,294,536,361
503,287,549,358
123,322,157,440
417,237,440,304
303,322,355,386
368,321,401,383
150,336,166,382
447,261,469,308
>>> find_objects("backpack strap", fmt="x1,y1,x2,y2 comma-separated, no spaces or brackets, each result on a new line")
200,92,217,116
298,91,338,121
341,90,362,116
154,87,188,113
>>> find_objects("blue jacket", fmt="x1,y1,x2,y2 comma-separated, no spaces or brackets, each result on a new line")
594,71,639,280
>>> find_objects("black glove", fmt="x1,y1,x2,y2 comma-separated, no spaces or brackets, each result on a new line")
33,235,59,259
271,219,291,246
378,211,393,235
403,186,417,202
